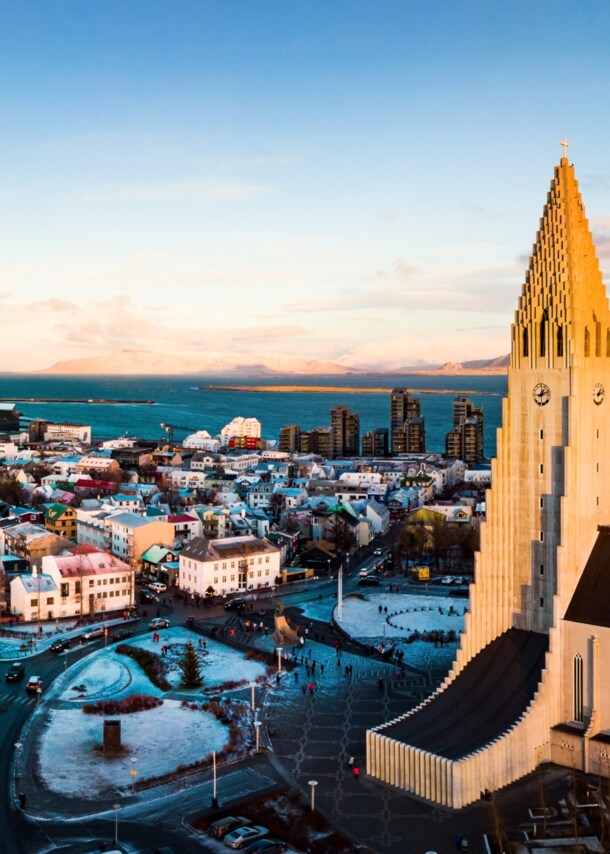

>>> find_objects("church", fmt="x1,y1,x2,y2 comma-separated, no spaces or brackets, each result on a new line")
366,147,610,808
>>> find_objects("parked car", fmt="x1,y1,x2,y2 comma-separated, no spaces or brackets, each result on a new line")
82,626,104,640
148,581,167,594
224,597,248,611
110,629,134,642
208,816,253,839
6,662,25,682
243,839,289,853
26,675,43,693
49,638,71,653
140,589,158,603
224,825,269,849
149,617,170,630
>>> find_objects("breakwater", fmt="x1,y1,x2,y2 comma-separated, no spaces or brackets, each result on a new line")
0,398,154,404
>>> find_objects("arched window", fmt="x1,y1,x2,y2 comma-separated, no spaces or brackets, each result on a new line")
523,327,529,357
573,653,584,723
596,320,602,357
557,325,563,358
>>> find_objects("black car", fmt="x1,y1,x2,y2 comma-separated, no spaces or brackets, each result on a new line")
224,597,248,611
110,629,134,642
359,575,380,586
50,638,71,653
139,589,158,603
6,662,25,682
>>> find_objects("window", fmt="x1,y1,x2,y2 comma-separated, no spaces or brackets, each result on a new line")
540,564,544,575
539,464,544,474
89,580,95,587
540,598,544,607
540,429,544,440
60,583,69,598
540,497,544,508
540,532,544,542
31,598,38,606
573,654,584,722
75,581,81,595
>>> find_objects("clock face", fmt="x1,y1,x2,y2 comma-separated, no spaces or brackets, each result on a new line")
533,383,551,406
594,383,605,405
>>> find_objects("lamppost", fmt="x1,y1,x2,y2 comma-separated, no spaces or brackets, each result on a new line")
251,683,256,712
308,780,318,811
211,750,218,809
130,756,138,795
337,560,343,623
113,803,120,846
276,647,282,672
64,648,68,672
254,720,261,753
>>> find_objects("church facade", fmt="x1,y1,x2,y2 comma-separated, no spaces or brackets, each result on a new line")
366,151,610,808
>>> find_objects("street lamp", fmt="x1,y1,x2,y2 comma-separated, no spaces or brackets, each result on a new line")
64,649,69,672
308,780,318,811
276,647,283,672
211,750,218,809
251,683,256,712
130,756,138,795
113,803,120,846
337,561,343,623
254,720,261,753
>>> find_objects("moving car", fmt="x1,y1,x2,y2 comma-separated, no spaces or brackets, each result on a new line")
208,816,253,839
6,662,25,682
373,548,383,556
358,575,380,586
139,589,158,603
224,597,248,611
110,629,134,642
224,825,269,849
82,626,104,640
149,617,170,630
148,581,167,594
26,675,43,693
50,638,71,653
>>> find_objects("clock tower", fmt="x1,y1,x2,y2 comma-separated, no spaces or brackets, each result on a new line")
368,148,610,807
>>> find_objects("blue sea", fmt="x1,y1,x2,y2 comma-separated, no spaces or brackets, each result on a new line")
0,374,507,458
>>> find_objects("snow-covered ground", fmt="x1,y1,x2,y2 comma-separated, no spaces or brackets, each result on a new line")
301,590,467,672
0,617,133,661
32,628,266,798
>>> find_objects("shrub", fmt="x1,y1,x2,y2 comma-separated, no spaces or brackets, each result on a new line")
116,644,171,691
82,694,163,715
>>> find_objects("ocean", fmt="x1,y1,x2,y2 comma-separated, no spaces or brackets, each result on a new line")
0,373,507,458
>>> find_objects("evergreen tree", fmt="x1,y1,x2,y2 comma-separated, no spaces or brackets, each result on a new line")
179,641,202,688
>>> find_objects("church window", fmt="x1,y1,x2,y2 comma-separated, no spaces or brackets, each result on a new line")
557,325,563,357
540,498,544,508
540,429,544,439
606,329,610,357
585,327,591,357
540,532,544,542
595,319,601,356
597,429,600,439
539,464,544,474
523,327,529,357
540,564,544,575
573,654,584,723
539,598,544,607
540,310,548,357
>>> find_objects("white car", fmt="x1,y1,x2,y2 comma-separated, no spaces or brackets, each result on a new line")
373,548,383,556
148,582,167,594
82,626,105,640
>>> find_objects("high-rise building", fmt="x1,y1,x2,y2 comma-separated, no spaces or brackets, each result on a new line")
300,427,331,456
279,424,301,453
361,427,389,457
368,150,610,806
330,405,360,457
445,396,484,463
390,389,425,453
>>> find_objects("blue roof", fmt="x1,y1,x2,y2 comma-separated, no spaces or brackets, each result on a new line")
109,512,152,528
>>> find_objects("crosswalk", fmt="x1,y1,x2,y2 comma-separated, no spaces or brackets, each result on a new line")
0,691,38,710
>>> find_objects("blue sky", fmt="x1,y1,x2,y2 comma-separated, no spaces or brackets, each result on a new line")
1,0,610,370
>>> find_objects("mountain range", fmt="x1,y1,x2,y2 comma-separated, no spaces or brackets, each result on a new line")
36,349,510,376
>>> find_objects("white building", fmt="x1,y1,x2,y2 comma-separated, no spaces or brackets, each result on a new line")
179,534,280,597
183,430,222,451
10,550,133,621
44,423,92,444
220,417,261,441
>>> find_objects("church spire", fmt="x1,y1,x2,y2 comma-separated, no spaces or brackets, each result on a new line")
511,150,610,370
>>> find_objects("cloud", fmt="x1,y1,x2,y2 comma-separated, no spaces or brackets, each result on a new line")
581,175,610,194
84,180,267,204
230,325,307,345
378,212,395,223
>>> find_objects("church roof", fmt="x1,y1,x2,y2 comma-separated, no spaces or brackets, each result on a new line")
564,526,610,628
376,629,548,760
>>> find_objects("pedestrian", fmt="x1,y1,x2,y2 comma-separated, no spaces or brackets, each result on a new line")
300,636,305,647
378,604,383,614
309,681,315,696
294,670,299,683
336,657,341,668
348,755,354,769
384,606,388,614
276,672,281,687
345,665,349,677
352,765,360,780
320,663,324,675
301,684,307,697
311,661,316,674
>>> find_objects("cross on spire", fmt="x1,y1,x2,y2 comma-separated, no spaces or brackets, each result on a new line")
561,137,569,159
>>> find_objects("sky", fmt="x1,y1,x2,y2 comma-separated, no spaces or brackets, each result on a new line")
1,0,610,372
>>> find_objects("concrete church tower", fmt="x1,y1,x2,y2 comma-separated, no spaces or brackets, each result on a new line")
367,146,610,807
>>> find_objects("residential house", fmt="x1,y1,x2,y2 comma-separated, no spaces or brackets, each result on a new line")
0,522,73,567
44,502,77,541
106,512,175,569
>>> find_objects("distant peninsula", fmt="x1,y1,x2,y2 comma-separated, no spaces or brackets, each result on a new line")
202,385,500,395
